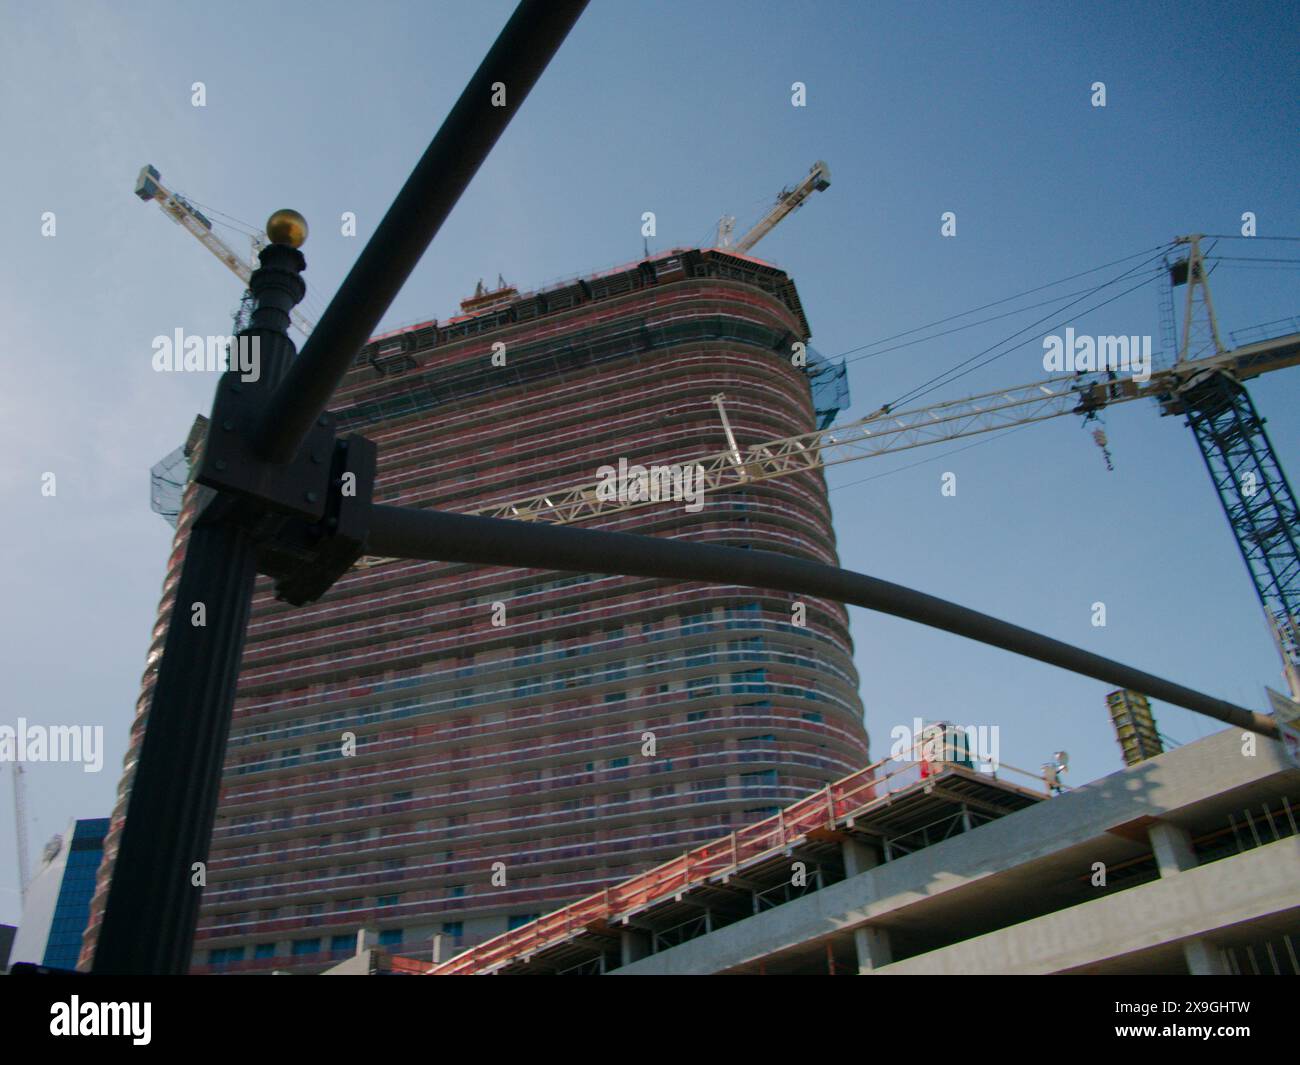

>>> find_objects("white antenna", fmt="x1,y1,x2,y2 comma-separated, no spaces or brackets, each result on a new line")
10,764,31,906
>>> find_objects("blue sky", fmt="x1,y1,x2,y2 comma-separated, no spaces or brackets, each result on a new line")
1,0,1297,925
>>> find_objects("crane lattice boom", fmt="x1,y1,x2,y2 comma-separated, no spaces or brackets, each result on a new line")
134,164,314,337
447,328,1300,527
730,160,831,254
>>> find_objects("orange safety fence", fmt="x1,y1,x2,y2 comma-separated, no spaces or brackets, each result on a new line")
426,742,1049,975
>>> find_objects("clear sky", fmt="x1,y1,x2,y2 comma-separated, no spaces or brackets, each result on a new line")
1,0,1296,926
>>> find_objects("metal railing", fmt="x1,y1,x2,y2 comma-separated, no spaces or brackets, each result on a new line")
428,744,1050,975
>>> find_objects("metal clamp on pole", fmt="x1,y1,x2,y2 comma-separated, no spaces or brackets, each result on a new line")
259,433,377,606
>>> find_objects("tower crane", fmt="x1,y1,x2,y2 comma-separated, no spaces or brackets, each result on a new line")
133,164,315,337
357,237,1300,700
717,160,831,255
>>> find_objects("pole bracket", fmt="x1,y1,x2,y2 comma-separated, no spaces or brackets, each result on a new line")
196,366,338,523
259,434,377,605
195,362,377,605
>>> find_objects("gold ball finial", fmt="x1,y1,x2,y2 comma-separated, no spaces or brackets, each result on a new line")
266,209,308,248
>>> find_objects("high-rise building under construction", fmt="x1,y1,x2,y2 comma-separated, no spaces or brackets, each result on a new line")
82,247,867,973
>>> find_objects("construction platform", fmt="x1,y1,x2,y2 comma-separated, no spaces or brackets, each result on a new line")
428,754,1047,975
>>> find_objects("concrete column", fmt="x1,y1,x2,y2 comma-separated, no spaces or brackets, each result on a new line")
1147,820,1225,974
1183,938,1230,975
853,926,892,973
1148,820,1197,876
841,839,889,972
619,928,651,968
842,837,881,878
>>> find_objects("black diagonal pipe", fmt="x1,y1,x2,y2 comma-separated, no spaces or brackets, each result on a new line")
367,505,1279,738
254,0,588,464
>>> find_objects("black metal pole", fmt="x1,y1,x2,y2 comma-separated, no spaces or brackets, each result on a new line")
90,0,589,972
90,519,259,974
91,243,307,974
254,0,588,464
366,504,1280,738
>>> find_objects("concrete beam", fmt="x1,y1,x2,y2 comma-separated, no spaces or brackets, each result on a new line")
613,729,1296,975
878,837,1298,974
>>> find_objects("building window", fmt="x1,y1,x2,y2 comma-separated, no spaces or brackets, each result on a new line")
507,913,540,930
330,933,355,953
377,894,400,907
731,669,768,694
292,938,321,956
441,921,464,938
691,778,726,796
254,943,276,959
379,929,404,947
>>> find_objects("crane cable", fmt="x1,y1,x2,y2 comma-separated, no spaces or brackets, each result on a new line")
884,248,1171,411
823,243,1173,365
832,281,1144,369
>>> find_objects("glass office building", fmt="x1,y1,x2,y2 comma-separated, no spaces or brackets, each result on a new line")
9,817,108,970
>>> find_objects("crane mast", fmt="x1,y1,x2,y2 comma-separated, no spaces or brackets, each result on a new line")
1161,236,1300,695
134,164,314,337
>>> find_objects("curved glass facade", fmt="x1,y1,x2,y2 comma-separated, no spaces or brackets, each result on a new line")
82,249,867,973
